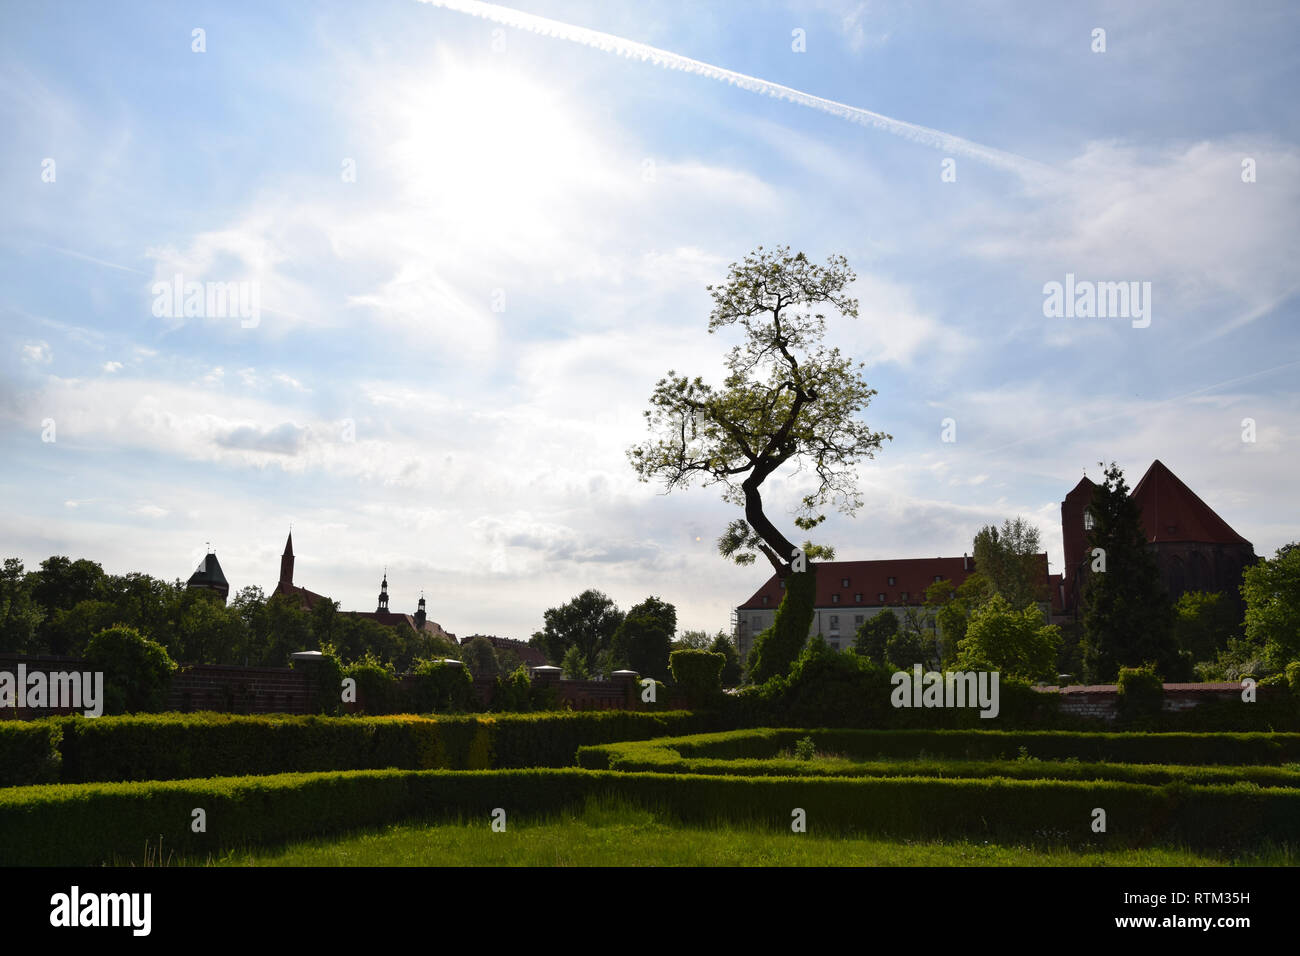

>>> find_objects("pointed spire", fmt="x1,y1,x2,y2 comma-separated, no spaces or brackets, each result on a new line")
377,567,390,613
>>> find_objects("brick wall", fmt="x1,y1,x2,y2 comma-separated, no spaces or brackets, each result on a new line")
1036,682,1249,721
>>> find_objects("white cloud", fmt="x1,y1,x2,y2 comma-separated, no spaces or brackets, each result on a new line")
102,361,123,373
22,341,51,364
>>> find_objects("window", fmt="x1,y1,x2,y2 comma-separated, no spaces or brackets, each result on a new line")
855,615,864,626
830,641,840,651
829,616,839,629
877,592,886,602
761,596,769,605
1083,512,1094,531
901,591,909,601
933,575,943,582
888,576,896,586
841,577,850,587
779,580,785,588
832,594,840,603
855,593,862,603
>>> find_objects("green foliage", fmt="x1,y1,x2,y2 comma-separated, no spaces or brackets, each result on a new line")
1117,664,1165,721
537,590,624,672
610,597,676,681
669,649,725,706
853,609,897,665
1195,635,1269,682
410,659,476,714
793,735,816,761
292,644,343,716
747,566,816,683
1080,463,1180,682
3,710,707,788
0,557,44,654
927,573,993,666
953,594,1062,683
343,654,402,715
1173,590,1241,663
11,759,1300,865
84,625,177,715
492,665,534,713
461,636,500,678
561,644,591,679
1242,543,1300,672
708,632,743,687
972,517,1048,610
628,245,890,580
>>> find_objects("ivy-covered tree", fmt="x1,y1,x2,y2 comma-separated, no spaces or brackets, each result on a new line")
1080,462,1179,681
629,246,890,680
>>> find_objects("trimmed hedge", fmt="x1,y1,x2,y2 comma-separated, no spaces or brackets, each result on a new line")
577,738,1300,788
4,766,1299,865
0,721,63,786
578,728,1300,768
4,711,708,786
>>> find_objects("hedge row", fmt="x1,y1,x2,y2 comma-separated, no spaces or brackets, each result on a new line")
4,767,1298,865
578,728,1300,768
577,740,1300,788
0,711,708,786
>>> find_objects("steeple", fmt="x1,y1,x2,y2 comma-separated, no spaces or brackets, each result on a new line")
377,568,389,613
415,590,426,629
280,530,295,586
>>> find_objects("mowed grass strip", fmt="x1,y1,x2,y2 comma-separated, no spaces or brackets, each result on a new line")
198,799,1296,868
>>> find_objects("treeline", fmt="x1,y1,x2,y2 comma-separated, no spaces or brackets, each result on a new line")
0,556,456,669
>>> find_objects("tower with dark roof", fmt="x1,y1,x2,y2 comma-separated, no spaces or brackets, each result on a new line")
187,550,230,604
415,592,427,629
377,570,390,613
279,532,294,587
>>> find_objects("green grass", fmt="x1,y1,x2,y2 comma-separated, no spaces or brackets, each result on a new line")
185,798,1297,868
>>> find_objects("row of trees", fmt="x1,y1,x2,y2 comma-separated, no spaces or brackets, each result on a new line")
528,589,741,685
0,555,454,669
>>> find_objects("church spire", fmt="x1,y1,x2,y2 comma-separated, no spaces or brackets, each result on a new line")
377,567,389,613
280,530,295,586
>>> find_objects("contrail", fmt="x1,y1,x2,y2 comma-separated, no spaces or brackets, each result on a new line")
418,0,1055,183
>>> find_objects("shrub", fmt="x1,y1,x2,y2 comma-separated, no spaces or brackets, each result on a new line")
492,665,534,712
794,735,816,761
344,654,403,715
669,649,725,706
0,721,62,786
84,624,177,714
1117,663,1165,722
410,659,475,713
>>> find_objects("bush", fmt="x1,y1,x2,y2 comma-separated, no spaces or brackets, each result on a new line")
409,659,475,713
1117,664,1165,722
492,665,534,713
84,624,177,714
0,721,62,786
669,649,725,706
344,655,403,715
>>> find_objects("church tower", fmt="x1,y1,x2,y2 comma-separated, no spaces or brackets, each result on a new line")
377,570,390,613
415,592,427,629
280,532,295,587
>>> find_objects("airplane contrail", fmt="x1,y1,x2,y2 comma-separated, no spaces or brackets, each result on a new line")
418,0,1055,184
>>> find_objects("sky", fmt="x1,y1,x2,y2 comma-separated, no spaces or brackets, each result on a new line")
1,0,1297,641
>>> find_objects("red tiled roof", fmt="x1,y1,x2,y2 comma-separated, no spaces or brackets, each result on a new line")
739,555,1064,613
1130,460,1251,546
273,581,330,610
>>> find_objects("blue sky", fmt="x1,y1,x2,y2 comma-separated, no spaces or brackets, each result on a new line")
2,0,1297,640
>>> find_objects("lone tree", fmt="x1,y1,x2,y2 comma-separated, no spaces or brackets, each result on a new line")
1080,462,1179,681
629,245,890,681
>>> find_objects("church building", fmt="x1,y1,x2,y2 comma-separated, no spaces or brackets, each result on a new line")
271,533,455,641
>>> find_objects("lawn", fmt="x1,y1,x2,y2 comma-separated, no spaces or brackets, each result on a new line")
191,798,1296,867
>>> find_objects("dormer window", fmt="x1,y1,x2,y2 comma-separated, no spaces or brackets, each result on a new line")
762,596,769,605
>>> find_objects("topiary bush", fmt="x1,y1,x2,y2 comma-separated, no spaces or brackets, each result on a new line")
344,655,403,715
1117,663,1165,723
84,625,177,715
669,649,725,707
